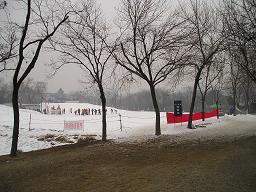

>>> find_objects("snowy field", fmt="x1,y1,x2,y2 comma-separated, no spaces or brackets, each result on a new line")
0,103,256,156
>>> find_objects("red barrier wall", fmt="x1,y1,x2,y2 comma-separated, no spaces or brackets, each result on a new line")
166,109,219,124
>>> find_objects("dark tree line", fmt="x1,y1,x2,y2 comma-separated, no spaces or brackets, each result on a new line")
0,78,47,105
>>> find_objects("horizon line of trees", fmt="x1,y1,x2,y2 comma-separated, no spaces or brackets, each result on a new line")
1,77,255,115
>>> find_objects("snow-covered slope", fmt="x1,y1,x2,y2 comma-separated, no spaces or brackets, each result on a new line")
1,103,256,156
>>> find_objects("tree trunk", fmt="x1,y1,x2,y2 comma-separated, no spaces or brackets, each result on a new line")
245,85,250,113
10,85,20,157
98,83,107,141
188,68,203,129
233,89,237,116
216,99,219,119
149,84,161,135
201,96,205,121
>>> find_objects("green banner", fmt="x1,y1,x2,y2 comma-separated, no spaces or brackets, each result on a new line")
210,103,221,108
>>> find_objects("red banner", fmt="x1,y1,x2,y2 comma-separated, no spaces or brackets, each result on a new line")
166,109,219,124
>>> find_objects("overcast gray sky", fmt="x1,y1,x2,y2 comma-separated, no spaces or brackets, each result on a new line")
0,0,121,93
31,0,121,93
3,0,184,93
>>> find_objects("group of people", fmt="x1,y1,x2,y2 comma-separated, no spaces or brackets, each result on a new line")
72,108,118,116
43,105,65,115
43,104,118,115
72,108,100,115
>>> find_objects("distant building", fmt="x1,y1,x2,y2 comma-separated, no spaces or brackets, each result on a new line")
42,90,66,103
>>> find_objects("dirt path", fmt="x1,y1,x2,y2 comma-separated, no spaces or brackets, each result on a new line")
0,135,256,192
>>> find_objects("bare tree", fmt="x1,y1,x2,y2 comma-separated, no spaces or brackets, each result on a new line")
0,1,17,73
211,66,225,119
115,0,189,135
223,0,256,84
198,56,224,121
239,73,254,112
0,1,6,9
10,0,69,156
180,0,225,128
50,0,114,141
227,50,243,116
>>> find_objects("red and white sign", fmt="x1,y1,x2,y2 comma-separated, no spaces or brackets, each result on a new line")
64,120,84,131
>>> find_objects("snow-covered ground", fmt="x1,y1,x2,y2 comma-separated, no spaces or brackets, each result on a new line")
0,103,256,156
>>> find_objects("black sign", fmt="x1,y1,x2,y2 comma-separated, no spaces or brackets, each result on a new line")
174,100,182,116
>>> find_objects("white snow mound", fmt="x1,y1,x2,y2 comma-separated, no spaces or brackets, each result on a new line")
0,103,256,156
